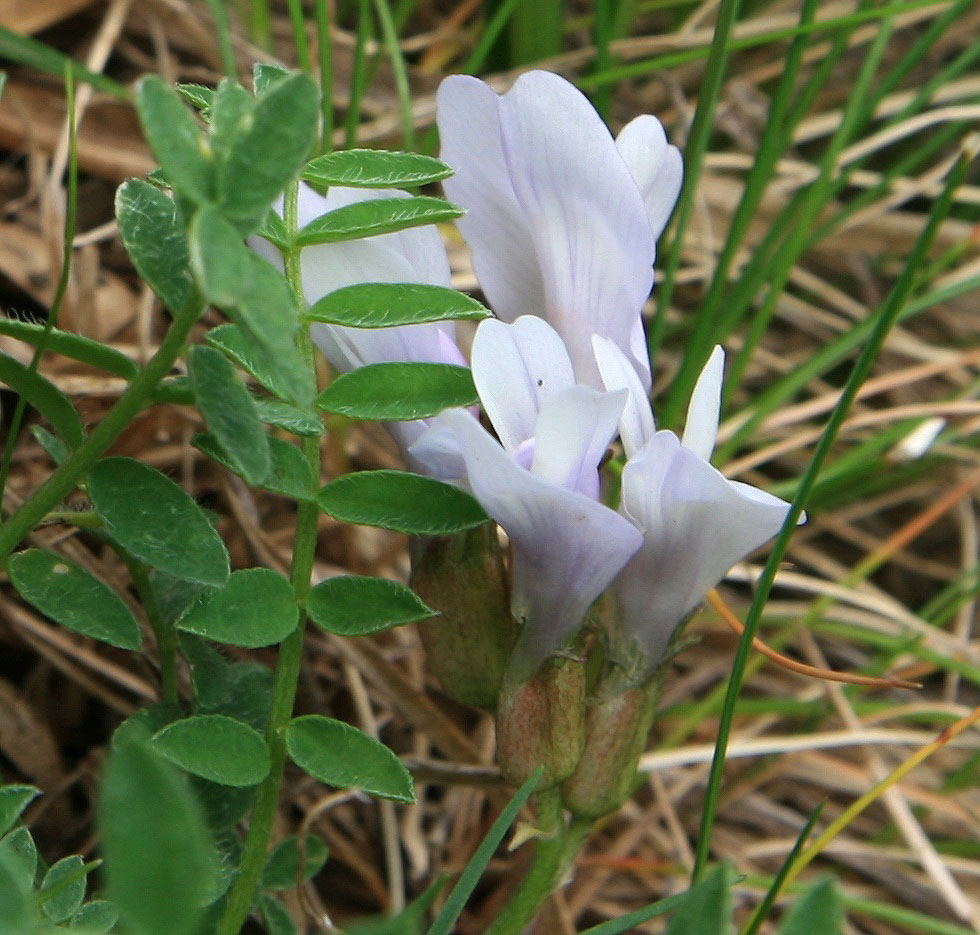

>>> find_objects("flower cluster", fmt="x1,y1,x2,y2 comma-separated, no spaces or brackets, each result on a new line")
254,71,799,799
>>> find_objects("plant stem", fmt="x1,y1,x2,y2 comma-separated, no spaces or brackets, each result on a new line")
216,180,322,935
484,793,592,935
0,294,204,565
126,558,179,706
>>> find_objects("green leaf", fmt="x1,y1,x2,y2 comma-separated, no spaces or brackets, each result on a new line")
296,196,463,247
189,203,252,308
307,576,434,636
665,864,734,935
88,457,229,586
345,874,446,935
8,549,142,650
100,740,215,935
0,316,137,378
317,470,486,535
302,150,453,189
256,208,290,251
151,715,270,787
70,900,119,933
208,79,253,164
254,398,323,436
0,848,31,935
218,73,319,233
176,567,299,648
253,63,291,95
188,344,270,485
176,83,214,112
307,283,489,328
315,362,476,421
205,324,304,408
40,854,87,922
0,827,35,892
778,878,843,935
285,715,415,803
31,425,67,464
0,350,83,449
259,894,297,935
135,76,213,204
193,432,315,501
259,834,328,891
0,786,38,838
177,81,214,111
115,178,191,314
426,770,541,935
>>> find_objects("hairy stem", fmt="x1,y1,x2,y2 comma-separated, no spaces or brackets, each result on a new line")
0,293,204,565
484,792,592,935
216,180,321,935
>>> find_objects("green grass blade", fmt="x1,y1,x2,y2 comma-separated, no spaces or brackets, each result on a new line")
690,139,973,882
286,0,313,73
0,65,79,505
202,0,238,79
0,26,127,99
650,0,744,364
345,0,374,148
425,768,541,935
371,0,414,147
314,0,333,152
661,0,821,428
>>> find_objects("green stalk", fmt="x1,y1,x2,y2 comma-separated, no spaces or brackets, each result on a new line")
246,0,272,49
371,0,413,148
0,292,204,565
345,0,373,148
124,556,178,705
286,0,313,74
483,792,592,935
203,0,238,79
216,181,321,935
649,0,743,361
725,15,896,396
659,0,819,428
593,0,615,120
313,0,334,152
0,66,77,509
690,139,973,882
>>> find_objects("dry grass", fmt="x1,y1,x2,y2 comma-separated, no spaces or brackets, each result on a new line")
0,1,978,933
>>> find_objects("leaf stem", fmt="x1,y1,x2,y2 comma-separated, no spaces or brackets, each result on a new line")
0,293,204,565
216,180,322,935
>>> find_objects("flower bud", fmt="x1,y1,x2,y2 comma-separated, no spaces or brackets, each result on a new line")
410,523,515,709
561,678,659,819
496,653,585,790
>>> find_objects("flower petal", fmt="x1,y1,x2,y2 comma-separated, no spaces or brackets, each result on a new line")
531,386,627,499
615,115,684,240
416,409,643,681
437,76,546,325
471,316,575,454
592,335,656,458
681,345,724,462
616,431,793,668
496,71,656,388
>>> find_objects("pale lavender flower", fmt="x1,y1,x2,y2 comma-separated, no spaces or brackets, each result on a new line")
593,339,800,675
436,70,682,392
412,317,643,682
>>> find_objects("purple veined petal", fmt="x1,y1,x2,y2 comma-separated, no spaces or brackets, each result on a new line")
531,386,626,500
496,71,655,388
680,345,724,462
592,335,656,459
415,409,643,682
471,316,576,454
311,320,465,374
615,115,684,241
437,76,546,325
616,431,794,669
